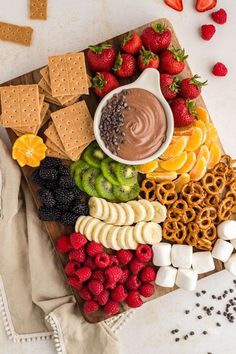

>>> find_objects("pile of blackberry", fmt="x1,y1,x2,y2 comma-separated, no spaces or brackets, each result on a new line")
32,157,89,226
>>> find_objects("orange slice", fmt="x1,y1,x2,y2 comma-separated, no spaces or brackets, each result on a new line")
174,173,190,193
160,136,189,160
160,151,187,171
177,151,196,174
146,171,177,182
185,127,203,152
189,157,207,181
138,160,158,174
196,106,209,123
197,145,210,163
205,123,218,147
174,124,194,136
195,120,207,144
12,134,47,167
208,142,221,169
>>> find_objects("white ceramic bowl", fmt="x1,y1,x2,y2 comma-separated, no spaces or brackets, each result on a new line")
93,68,174,165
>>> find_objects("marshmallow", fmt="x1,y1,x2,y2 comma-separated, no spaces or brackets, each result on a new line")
224,254,236,276
217,220,236,240
152,243,171,266
192,251,215,274
231,239,236,249
155,266,177,288
176,268,198,291
171,244,193,269
212,239,234,262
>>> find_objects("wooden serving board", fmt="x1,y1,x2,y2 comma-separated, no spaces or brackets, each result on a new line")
1,18,225,323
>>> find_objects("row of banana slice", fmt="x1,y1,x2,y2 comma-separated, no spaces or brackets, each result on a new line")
88,197,167,226
75,216,162,250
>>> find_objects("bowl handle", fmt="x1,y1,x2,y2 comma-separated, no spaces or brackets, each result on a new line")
134,68,161,93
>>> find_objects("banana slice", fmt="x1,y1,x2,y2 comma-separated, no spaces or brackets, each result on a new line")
138,200,155,221
127,200,146,223
83,218,101,241
78,216,93,235
120,203,135,225
107,226,121,250
151,201,167,223
105,203,119,224
133,221,146,244
117,226,129,249
92,221,105,243
142,222,162,245
88,197,104,219
114,204,127,225
100,198,109,220
126,226,138,250
98,224,113,248
75,215,86,232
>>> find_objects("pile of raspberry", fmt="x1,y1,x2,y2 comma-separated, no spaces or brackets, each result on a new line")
57,232,157,315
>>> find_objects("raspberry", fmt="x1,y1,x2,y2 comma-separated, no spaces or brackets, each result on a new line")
116,250,133,265
64,261,79,276
104,280,116,290
200,24,216,41
79,285,92,300
88,279,104,296
211,8,227,24
94,289,110,306
118,269,129,284
111,284,128,302
95,253,110,268
75,267,92,283
139,283,155,298
212,62,228,76
140,266,156,282
91,269,105,283
86,241,103,257
83,300,99,314
125,275,141,290
105,266,123,283
129,259,145,275
104,300,120,315
56,235,72,253
69,248,86,263
109,255,119,266
67,277,82,290
126,290,143,308
70,232,87,249
135,244,152,263
83,257,97,270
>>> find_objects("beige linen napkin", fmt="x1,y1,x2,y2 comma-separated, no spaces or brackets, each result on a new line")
0,139,122,354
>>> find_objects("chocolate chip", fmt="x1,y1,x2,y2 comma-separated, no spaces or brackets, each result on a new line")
183,335,188,340
196,303,200,307
203,331,208,335
190,331,195,336
216,322,221,327
212,295,216,299
230,289,234,293
217,311,221,315
185,310,190,314
175,338,180,342
171,330,175,334
175,329,179,333
197,315,202,319
202,290,206,294
210,306,214,310
196,292,201,297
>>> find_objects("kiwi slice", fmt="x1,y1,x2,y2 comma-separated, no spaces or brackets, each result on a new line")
113,183,140,202
101,157,120,186
70,160,81,177
82,168,100,197
83,141,106,168
95,175,115,200
74,160,90,191
114,163,138,186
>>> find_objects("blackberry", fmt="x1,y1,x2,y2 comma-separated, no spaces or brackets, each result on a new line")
61,212,78,226
40,157,61,169
32,168,45,186
38,188,56,208
72,188,88,203
43,180,58,190
59,175,75,189
58,164,70,176
71,203,89,216
56,201,72,211
38,206,61,221
55,188,75,204
39,168,58,181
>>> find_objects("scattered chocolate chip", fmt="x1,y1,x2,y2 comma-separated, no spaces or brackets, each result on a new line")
175,338,180,342
196,303,200,307
223,312,227,316
190,331,195,336
230,289,234,293
171,330,175,334
185,310,190,314
196,292,201,297
218,296,222,300
197,315,202,319
203,331,208,335
216,322,221,327
202,290,206,294
233,280,236,284
175,329,179,333
183,335,188,340
217,311,221,315
212,295,216,299
210,306,214,310
203,306,208,311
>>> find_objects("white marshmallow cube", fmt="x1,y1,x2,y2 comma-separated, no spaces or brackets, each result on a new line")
155,266,177,288
152,243,171,266
192,251,215,274
176,268,198,291
171,244,193,269
230,239,236,250
224,254,236,276
212,239,233,262
217,220,236,240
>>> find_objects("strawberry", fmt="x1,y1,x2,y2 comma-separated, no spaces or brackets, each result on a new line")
164,0,183,12
113,53,137,78
87,43,116,72
138,47,159,71
160,74,180,101
141,23,172,53
170,98,197,127
212,62,228,76
121,33,142,55
159,47,188,75
195,0,217,12
179,75,207,99
201,24,216,41
92,72,119,98
211,8,227,24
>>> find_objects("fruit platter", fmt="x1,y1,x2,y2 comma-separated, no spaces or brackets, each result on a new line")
1,18,236,323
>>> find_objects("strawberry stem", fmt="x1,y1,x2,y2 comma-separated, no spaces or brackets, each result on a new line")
151,22,167,34
113,53,123,71
186,99,197,116
140,47,157,65
190,74,208,88
122,33,133,46
169,76,180,93
88,43,111,54
169,46,188,62
92,73,106,89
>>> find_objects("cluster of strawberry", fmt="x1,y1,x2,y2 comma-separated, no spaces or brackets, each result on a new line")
57,232,157,315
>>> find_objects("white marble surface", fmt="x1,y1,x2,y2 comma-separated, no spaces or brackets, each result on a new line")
0,0,236,353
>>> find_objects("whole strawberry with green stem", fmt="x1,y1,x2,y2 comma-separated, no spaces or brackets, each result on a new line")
87,43,116,72
141,23,172,53
138,47,159,71
113,53,137,78
180,75,207,100
121,33,142,55
159,46,188,75
160,73,180,101
92,72,119,98
170,98,197,127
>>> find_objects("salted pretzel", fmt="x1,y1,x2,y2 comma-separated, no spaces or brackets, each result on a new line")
181,181,204,205
225,190,236,213
156,181,178,205
220,155,232,166
204,224,217,242
162,220,186,244
204,194,220,208
230,181,236,192
195,237,213,251
139,179,156,202
185,223,199,246
218,196,234,222
212,161,229,177
196,206,217,230
201,172,225,195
